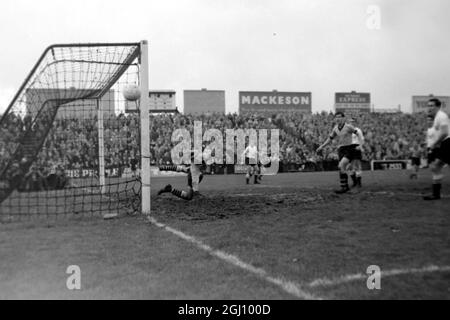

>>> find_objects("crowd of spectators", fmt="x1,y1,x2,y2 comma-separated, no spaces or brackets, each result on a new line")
273,111,428,164
1,110,429,174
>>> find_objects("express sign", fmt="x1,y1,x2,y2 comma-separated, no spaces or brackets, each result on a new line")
239,91,311,113
335,92,371,113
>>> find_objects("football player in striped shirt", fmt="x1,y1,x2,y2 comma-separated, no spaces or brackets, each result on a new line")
157,163,204,200
409,142,422,180
349,122,365,188
316,112,359,194
424,98,450,200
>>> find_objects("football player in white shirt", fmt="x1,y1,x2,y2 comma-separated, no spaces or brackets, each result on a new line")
424,98,450,200
242,139,261,185
316,112,359,193
426,114,437,166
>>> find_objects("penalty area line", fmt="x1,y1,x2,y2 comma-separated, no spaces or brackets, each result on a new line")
147,216,320,300
308,265,450,288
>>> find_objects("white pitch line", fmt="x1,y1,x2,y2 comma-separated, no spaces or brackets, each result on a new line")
81,181,317,298
147,216,319,300
308,265,450,288
363,191,450,198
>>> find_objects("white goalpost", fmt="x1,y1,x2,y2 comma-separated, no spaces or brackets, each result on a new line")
139,40,151,215
97,99,106,195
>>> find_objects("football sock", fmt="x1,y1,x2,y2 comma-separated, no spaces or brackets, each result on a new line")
187,172,192,188
340,172,349,190
171,188,193,200
350,173,357,186
433,183,441,198
425,173,443,199
159,165,179,172
356,171,362,187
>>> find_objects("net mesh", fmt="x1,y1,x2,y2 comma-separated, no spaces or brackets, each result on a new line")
0,43,142,222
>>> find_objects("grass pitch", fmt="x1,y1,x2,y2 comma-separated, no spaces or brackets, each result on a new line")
0,169,449,299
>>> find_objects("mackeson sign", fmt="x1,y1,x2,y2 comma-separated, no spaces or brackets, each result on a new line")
239,91,311,113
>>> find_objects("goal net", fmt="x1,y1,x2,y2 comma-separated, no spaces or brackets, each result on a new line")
0,42,149,221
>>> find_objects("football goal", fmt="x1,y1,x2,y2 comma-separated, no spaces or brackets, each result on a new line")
0,41,151,221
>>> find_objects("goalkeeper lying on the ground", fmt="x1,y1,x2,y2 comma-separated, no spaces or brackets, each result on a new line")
157,163,204,201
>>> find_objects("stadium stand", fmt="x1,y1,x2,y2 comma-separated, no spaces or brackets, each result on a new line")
0,111,427,191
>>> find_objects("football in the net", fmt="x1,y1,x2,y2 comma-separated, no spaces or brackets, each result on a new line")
122,84,141,101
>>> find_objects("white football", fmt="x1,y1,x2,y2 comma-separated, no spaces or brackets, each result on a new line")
122,84,141,101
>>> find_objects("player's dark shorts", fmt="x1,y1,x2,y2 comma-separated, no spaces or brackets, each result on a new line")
434,138,450,164
245,157,259,166
410,157,421,167
338,145,358,161
351,148,363,161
